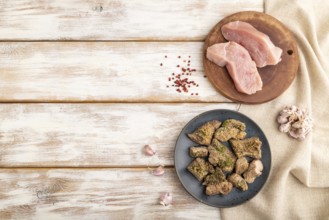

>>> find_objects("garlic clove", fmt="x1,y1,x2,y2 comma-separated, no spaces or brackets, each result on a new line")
297,135,306,141
290,106,298,112
279,122,291,133
288,129,301,139
291,121,303,129
296,128,305,135
152,165,165,176
288,114,298,122
160,192,172,206
279,112,291,119
144,145,156,156
277,115,289,124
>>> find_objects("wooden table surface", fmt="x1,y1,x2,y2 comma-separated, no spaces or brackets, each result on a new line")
0,1,264,219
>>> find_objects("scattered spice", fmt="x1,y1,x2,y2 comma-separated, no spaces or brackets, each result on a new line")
163,55,200,95
160,63,163,66
159,192,173,206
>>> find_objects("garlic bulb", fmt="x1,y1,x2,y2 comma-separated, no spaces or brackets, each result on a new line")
159,192,172,206
277,106,312,140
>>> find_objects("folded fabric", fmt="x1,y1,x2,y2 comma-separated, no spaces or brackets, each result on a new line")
221,0,329,219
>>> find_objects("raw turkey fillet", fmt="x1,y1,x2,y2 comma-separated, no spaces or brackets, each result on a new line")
221,21,282,68
206,42,263,95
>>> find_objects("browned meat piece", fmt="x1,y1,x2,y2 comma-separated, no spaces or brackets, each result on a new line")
230,137,262,159
208,139,236,172
207,163,215,174
187,158,213,182
228,173,248,191
222,119,246,130
235,157,249,175
243,159,263,183
214,119,246,142
205,181,233,196
203,167,226,186
188,120,221,145
189,146,208,158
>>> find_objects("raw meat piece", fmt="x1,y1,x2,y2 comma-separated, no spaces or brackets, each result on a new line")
207,42,263,95
221,21,282,67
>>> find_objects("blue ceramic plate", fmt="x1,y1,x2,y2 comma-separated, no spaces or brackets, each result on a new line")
174,109,271,207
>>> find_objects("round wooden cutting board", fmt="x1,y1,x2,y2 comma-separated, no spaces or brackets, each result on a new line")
203,11,299,104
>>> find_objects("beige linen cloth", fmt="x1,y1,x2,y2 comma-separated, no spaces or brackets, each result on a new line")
221,0,329,219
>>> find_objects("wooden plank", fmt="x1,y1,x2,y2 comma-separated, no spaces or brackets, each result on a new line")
0,103,238,167
0,168,220,219
0,0,263,41
0,42,233,102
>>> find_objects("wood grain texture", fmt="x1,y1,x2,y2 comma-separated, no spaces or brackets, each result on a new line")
0,168,220,219
0,103,238,167
0,0,263,41
0,42,232,102
0,1,265,218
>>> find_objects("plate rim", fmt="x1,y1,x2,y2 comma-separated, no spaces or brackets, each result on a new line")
174,109,272,208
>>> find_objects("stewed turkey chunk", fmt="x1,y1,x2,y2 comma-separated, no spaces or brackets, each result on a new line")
203,167,226,186
214,119,247,142
186,118,263,196
187,158,214,182
228,173,248,191
243,159,263,183
206,181,233,196
188,120,221,145
235,157,249,175
189,146,208,158
208,139,236,172
230,137,262,159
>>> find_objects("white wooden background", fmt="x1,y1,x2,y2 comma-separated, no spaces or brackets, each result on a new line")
0,0,264,219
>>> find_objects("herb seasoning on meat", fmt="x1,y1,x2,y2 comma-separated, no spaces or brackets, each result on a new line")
186,118,264,196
